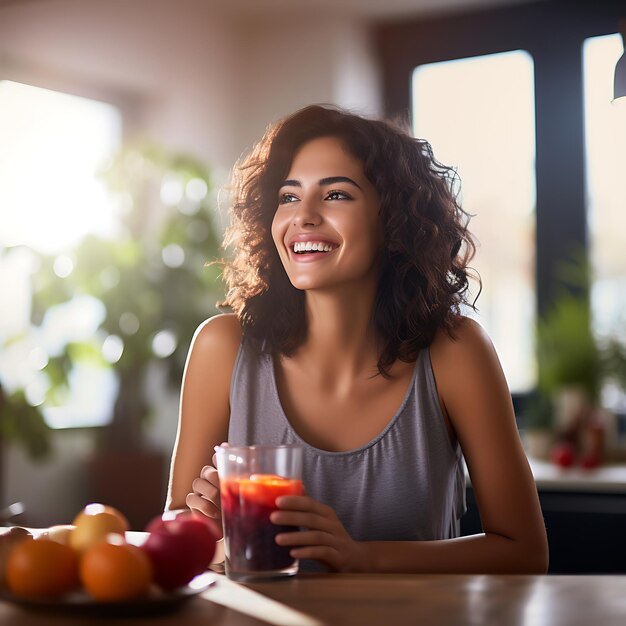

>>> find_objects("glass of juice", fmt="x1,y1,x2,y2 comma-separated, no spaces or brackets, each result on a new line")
215,444,303,581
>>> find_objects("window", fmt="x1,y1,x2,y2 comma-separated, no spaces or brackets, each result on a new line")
583,32,626,413
0,80,122,428
0,80,122,252
412,50,536,393
583,34,626,339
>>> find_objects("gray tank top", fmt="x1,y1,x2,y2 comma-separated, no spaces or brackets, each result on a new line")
228,340,466,565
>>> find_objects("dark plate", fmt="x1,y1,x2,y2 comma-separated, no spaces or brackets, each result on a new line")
0,572,217,617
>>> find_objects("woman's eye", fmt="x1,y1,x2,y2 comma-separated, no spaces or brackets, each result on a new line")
326,190,352,201
278,193,299,205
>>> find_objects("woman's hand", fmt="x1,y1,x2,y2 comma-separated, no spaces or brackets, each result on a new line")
271,496,370,572
185,444,225,538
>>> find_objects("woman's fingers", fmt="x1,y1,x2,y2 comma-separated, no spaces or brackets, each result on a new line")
185,457,226,523
275,529,336,547
289,545,340,566
191,476,219,502
189,468,222,518
270,509,333,531
201,465,221,489
186,492,221,519
274,527,344,570
211,441,229,468
276,496,332,516
271,496,336,532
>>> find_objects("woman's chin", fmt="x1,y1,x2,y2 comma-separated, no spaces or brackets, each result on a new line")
288,278,324,291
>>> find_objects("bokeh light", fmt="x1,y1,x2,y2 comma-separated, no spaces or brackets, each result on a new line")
152,330,177,358
102,334,124,363
161,243,185,268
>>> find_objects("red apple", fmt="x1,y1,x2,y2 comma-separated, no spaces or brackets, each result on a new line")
550,442,576,468
580,453,601,469
142,512,219,590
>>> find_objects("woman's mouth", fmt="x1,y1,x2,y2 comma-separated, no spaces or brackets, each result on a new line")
289,240,340,261
292,241,339,254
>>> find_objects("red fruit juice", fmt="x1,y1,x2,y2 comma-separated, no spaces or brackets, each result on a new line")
221,474,303,575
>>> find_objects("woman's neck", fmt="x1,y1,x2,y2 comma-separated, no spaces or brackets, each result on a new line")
294,281,382,389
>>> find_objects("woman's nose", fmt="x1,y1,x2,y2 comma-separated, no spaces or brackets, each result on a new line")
291,198,322,227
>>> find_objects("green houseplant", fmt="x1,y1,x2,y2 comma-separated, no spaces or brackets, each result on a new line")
537,294,602,403
0,143,225,526
530,257,626,463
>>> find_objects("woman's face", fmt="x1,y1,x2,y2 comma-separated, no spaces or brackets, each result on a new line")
271,136,382,292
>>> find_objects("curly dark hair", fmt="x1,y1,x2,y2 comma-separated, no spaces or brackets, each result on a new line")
220,104,479,376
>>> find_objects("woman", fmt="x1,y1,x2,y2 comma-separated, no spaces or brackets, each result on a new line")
167,105,548,574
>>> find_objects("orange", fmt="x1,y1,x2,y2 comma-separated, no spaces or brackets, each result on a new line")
6,538,79,598
80,536,152,601
1,526,33,587
70,503,130,553
238,474,304,508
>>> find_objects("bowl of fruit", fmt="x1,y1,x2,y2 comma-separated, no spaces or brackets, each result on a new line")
0,504,220,616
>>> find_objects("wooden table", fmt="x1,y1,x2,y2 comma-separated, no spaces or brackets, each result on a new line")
1,573,625,625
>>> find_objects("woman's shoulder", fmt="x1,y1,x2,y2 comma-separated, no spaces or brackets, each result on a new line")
190,313,243,362
431,315,491,350
429,316,499,380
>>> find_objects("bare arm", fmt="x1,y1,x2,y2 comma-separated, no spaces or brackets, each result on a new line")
165,313,241,512
364,318,548,573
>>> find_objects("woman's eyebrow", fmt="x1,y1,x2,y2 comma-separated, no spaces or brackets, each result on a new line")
280,176,362,190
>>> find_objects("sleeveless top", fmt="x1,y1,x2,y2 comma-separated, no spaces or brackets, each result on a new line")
227,340,467,568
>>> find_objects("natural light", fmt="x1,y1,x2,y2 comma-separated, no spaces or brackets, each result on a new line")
412,50,536,393
583,34,626,339
0,81,122,428
584,33,626,415
0,80,121,253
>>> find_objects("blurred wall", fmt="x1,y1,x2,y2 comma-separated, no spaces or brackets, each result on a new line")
0,0,382,526
0,0,381,170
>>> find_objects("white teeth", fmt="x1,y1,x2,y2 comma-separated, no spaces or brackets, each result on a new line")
292,241,337,254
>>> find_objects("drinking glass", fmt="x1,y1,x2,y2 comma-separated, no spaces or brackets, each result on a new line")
215,444,303,581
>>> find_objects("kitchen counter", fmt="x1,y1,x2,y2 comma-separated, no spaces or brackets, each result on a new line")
465,455,626,492
526,457,626,492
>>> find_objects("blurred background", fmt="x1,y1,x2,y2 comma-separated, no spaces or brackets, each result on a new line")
0,0,625,571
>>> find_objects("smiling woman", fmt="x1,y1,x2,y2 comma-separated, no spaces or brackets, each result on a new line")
169,104,549,576
0,80,122,253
